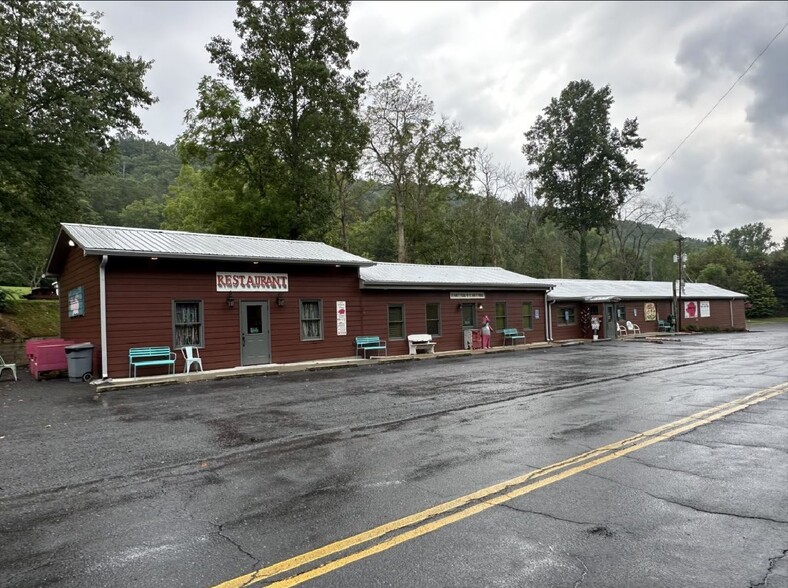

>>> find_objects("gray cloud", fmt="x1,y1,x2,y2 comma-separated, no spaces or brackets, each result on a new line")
675,2,788,133
75,0,787,242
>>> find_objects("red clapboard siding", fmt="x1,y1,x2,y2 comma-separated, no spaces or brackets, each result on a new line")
552,302,582,341
360,290,547,355
102,257,363,377
58,247,102,373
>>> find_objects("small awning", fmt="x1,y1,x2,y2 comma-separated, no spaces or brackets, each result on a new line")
583,296,621,303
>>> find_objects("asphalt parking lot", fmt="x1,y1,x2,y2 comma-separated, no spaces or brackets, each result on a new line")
1,324,786,587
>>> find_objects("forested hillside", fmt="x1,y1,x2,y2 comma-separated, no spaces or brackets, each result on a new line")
0,0,784,318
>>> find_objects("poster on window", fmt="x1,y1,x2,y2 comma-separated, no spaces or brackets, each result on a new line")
684,301,698,319
699,300,710,318
336,301,347,336
68,287,84,318
644,303,656,321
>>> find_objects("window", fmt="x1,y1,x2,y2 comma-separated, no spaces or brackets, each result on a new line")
174,301,203,347
522,302,532,330
495,302,507,330
388,305,405,339
559,307,576,325
616,306,626,320
300,300,323,340
461,303,476,328
426,303,441,336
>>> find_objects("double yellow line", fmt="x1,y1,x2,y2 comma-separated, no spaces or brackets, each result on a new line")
214,383,787,588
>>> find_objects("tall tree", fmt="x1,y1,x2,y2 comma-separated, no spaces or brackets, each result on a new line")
0,1,154,284
723,222,776,266
178,0,367,240
522,80,647,278
364,74,473,262
472,147,510,266
605,193,686,279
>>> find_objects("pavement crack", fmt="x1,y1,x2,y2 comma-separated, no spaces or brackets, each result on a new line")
497,503,598,527
749,548,788,588
641,491,788,525
573,555,589,588
198,517,259,565
623,455,725,479
586,471,788,525
672,438,788,454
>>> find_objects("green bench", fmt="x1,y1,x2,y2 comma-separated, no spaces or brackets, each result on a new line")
129,346,177,378
501,328,526,346
355,336,387,359
657,320,672,332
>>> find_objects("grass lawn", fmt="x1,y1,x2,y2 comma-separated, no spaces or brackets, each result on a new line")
0,285,31,298
747,316,788,324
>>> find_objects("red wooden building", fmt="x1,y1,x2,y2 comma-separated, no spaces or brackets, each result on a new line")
45,223,748,380
358,262,553,354
546,279,747,340
46,224,374,379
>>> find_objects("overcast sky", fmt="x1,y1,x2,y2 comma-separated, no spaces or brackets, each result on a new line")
78,1,788,244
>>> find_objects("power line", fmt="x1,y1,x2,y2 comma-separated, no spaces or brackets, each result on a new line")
649,20,788,181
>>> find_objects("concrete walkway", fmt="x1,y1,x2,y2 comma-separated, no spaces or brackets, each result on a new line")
91,331,685,392
93,340,561,392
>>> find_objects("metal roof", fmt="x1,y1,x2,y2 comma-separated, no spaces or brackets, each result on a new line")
360,262,553,290
49,224,374,271
546,278,746,300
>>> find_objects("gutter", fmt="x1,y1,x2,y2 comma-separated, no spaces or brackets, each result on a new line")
100,255,109,380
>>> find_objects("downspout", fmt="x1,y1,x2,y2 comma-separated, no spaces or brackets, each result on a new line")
545,291,555,342
100,255,109,380
730,299,734,328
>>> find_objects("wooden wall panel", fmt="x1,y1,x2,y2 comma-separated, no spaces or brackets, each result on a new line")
360,290,548,355
57,247,102,374
102,257,364,377
679,298,746,330
551,302,582,341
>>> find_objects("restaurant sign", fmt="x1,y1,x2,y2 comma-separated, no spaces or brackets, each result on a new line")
216,272,289,292
450,292,486,300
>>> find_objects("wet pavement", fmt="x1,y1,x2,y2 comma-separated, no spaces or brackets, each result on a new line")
1,324,786,587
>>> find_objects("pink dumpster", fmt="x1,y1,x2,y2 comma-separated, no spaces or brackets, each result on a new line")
27,339,75,380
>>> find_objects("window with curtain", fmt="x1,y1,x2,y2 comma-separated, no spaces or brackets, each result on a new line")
559,307,576,325
522,302,532,330
174,301,203,347
495,302,507,330
300,300,323,340
388,305,405,339
617,306,626,320
426,303,440,336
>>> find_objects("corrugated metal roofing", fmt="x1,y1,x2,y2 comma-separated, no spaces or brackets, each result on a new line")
360,262,553,290
546,278,746,300
57,223,374,266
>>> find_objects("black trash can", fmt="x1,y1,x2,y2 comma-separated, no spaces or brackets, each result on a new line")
65,343,94,382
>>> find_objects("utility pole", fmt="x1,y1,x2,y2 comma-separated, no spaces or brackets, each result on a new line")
675,236,685,332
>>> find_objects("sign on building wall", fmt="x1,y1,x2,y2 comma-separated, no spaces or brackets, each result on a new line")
68,286,85,318
215,272,288,292
336,301,347,336
644,303,656,321
700,300,710,318
450,292,485,300
684,300,698,319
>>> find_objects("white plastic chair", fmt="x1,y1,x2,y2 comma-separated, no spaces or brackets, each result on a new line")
616,323,628,337
0,354,18,381
626,321,641,335
180,346,203,373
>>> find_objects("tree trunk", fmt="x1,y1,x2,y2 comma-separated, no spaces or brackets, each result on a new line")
395,186,407,262
579,230,589,279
